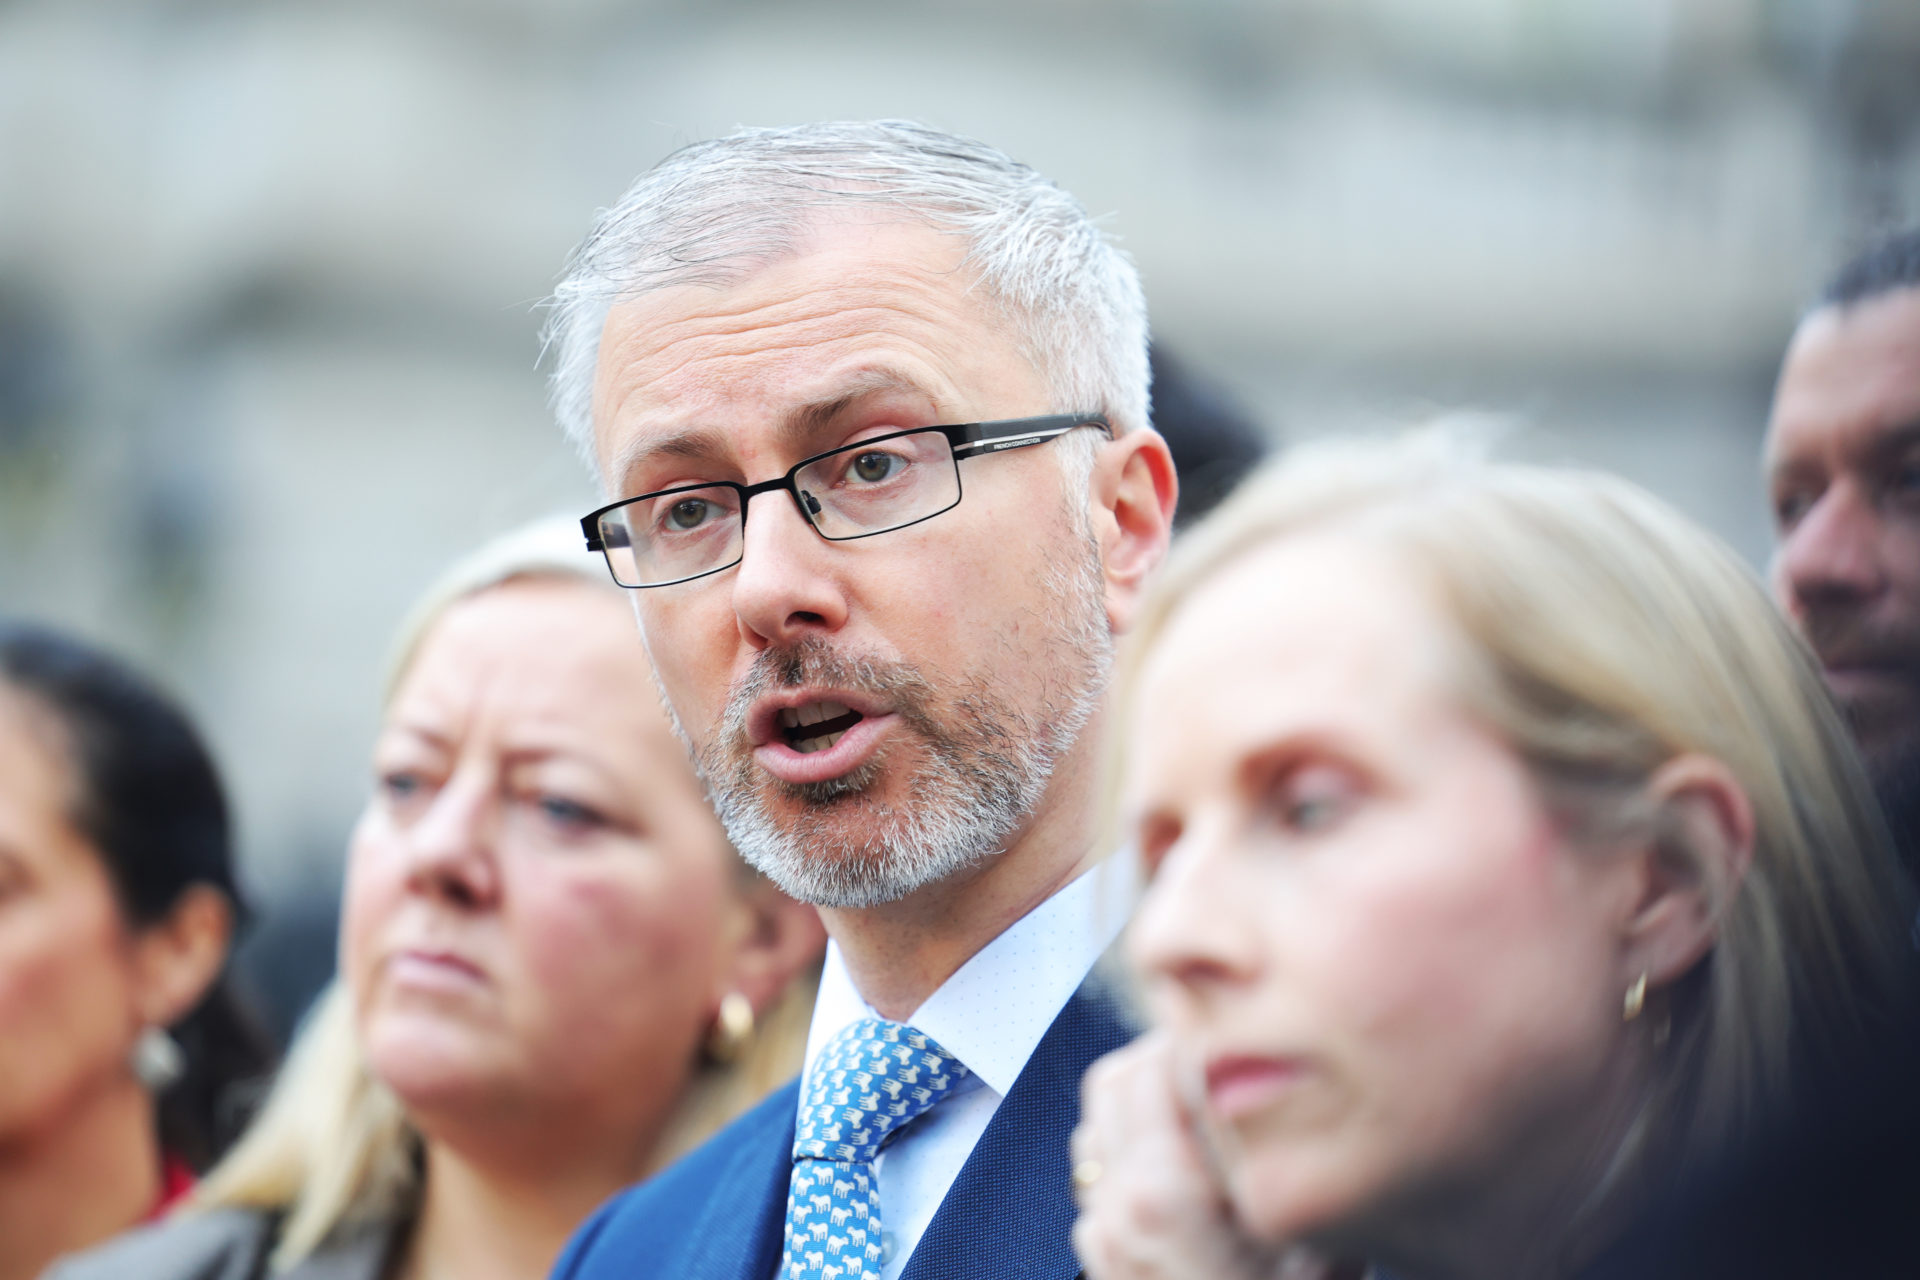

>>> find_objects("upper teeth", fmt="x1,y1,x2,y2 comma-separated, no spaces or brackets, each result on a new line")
779,700,849,729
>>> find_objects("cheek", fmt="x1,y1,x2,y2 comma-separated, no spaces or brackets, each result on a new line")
1766,546,1803,616
1225,803,1619,1238
1329,815,1609,1097
639,604,731,739
1892,521,1920,595
509,856,728,1049
339,814,408,1001
0,890,140,1135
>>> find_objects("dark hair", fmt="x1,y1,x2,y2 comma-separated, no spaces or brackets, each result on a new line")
1147,342,1270,528
1821,228,1920,310
0,621,274,1171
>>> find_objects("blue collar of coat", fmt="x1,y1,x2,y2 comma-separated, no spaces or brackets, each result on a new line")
550,959,1139,1280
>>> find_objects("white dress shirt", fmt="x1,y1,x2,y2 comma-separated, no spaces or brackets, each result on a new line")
797,854,1137,1280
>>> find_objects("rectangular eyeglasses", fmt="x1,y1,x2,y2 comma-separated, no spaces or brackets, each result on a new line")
581,413,1111,588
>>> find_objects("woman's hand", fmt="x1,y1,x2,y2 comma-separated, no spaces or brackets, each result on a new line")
1072,1031,1327,1280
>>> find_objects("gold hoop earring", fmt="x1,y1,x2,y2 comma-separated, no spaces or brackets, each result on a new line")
1623,972,1648,1023
706,991,755,1064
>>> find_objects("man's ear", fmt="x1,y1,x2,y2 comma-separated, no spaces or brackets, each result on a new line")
1091,428,1178,635
1618,754,1755,994
131,884,233,1029
718,878,827,1018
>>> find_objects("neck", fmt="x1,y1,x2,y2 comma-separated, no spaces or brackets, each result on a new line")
821,727,1105,1020
0,1073,160,1280
1356,1049,1652,1280
396,1130,646,1280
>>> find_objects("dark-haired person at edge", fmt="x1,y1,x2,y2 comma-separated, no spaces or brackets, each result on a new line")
546,120,1178,1280
1767,228,1920,878
1584,229,1920,1280
0,623,272,1280
42,518,824,1280
1146,343,1268,529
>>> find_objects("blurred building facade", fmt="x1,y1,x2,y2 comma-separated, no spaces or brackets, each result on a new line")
2,0,1918,986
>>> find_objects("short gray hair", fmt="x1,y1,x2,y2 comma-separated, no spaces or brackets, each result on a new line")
543,120,1149,479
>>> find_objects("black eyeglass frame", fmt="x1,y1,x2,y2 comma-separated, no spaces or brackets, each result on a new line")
581,412,1113,589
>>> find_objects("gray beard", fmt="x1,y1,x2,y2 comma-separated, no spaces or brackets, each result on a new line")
682,536,1112,908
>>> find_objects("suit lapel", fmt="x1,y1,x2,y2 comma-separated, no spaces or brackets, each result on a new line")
678,1084,797,1280
899,963,1139,1280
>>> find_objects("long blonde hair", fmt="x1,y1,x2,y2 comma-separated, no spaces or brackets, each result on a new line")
193,516,818,1269
1129,430,1914,1179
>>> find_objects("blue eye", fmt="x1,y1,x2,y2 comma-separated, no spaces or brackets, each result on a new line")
1264,762,1362,838
1283,795,1346,833
539,795,604,832
379,771,423,799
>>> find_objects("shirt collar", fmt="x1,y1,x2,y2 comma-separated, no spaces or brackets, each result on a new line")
802,850,1138,1098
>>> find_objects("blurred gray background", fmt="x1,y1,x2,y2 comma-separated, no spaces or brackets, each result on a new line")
3,0,1918,1032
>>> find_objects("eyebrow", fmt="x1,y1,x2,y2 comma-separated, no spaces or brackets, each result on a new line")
1769,417,1920,480
608,368,941,493
1865,419,1920,465
379,721,455,753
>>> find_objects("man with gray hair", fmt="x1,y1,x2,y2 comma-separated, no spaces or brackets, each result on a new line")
548,121,1177,1280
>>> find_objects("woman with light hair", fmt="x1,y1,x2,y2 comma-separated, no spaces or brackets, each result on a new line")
50,517,824,1280
1070,433,1915,1280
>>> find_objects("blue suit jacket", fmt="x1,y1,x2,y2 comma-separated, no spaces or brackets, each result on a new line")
553,967,1137,1280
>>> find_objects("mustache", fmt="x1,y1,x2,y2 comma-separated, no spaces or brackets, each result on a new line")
718,634,939,747
1799,609,1920,671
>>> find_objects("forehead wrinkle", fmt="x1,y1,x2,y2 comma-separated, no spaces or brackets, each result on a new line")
599,307,990,490
591,235,1003,448
604,358,957,490
781,367,939,439
621,293,984,387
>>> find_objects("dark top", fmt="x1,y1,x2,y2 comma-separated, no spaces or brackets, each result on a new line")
42,1207,395,1280
553,967,1139,1280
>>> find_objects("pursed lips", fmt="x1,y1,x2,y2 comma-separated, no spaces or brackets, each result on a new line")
386,947,489,989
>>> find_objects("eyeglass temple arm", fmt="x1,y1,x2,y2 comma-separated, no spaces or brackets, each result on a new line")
947,414,1112,458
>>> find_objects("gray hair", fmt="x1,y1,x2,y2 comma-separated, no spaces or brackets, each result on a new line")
543,120,1150,480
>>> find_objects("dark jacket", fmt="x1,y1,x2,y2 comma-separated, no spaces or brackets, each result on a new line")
41,1208,395,1280
553,969,1137,1280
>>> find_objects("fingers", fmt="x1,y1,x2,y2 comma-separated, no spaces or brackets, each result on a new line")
1072,1031,1281,1280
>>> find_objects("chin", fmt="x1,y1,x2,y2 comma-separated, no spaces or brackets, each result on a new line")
363,1018,511,1108
1224,1144,1375,1251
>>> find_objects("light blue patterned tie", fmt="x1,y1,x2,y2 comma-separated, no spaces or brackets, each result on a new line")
781,1018,970,1280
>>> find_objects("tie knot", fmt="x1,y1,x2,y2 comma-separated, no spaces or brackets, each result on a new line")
793,1018,969,1164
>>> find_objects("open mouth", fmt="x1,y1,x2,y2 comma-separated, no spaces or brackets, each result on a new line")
778,700,866,754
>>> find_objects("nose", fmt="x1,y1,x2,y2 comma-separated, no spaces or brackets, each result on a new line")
1775,478,1889,621
1128,815,1262,1002
403,771,502,910
730,487,851,650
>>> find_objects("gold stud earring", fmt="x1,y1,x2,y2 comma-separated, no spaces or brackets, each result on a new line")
706,991,755,1064
1623,972,1648,1023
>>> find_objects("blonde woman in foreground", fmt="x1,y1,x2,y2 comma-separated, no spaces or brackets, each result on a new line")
50,518,824,1280
1071,434,1915,1280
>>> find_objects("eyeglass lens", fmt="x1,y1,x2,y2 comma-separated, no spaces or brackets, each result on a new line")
597,429,963,587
